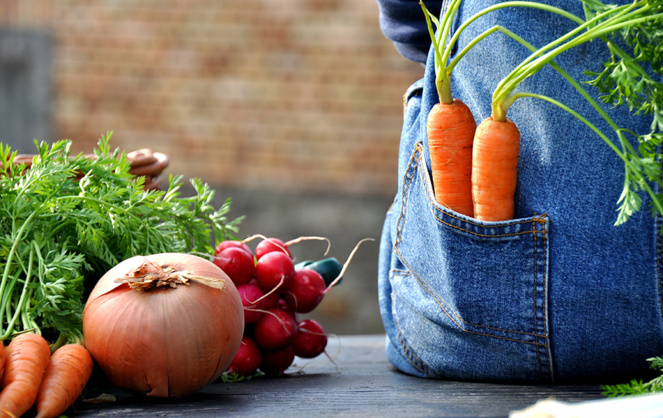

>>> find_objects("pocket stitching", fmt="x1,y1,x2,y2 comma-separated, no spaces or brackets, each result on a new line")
393,142,549,344
532,218,552,379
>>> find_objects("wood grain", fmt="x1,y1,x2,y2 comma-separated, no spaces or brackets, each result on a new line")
73,335,603,417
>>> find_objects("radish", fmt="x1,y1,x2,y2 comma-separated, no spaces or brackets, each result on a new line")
275,298,298,322
253,308,297,351
293,319,327,359
259,345,295,376
236,283,265,324
282,268,326,313
213,246,255,286
215,240,253,257
227,336,262,377
262,290,280,310
255,251,294,292
255,237,291,259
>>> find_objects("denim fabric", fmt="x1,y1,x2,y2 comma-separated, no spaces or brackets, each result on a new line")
377,0,443,63
378,0,663,383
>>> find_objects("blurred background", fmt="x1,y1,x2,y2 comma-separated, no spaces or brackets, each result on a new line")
0,0,423,335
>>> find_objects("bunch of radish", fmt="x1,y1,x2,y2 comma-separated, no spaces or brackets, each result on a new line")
213,236,359,377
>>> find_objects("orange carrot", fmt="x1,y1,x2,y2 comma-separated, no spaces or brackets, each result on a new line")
419,1,477,217
471,117,521,221
427,99,476,217
0,341,5,384
36,343,93,418
0,333,51,418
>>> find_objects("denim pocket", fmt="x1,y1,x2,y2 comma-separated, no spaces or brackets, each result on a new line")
388,141,553,382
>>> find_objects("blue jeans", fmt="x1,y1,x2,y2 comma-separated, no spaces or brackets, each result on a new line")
378,0,663,383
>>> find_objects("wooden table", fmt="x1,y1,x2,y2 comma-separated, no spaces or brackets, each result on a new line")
71,335,605,417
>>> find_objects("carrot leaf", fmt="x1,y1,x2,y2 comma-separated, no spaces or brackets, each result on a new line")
0,134,242,343
603,355,663,397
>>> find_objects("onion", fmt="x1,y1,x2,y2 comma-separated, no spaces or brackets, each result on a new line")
82,253,244,398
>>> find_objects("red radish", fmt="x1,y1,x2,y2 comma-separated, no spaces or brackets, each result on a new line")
282,268,326,313
293,319,328,359
255,238,291,259
253,309,298,351
237,283,265,324
227,337,262,377
215,240,253,257
277,298,298,321
255,251,294,291
213,247,255,286
259,345,295,376
262,290,280,310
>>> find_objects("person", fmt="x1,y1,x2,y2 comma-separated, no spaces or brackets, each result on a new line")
375,0,662,383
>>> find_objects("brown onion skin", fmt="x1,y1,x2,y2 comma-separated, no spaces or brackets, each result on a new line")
83,253,244,398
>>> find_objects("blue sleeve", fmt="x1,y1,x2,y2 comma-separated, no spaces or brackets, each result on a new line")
376,0,443,64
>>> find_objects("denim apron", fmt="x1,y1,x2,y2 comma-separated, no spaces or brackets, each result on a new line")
377,0,663,383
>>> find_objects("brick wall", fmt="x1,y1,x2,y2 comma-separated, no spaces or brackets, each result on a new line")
1,0,423,196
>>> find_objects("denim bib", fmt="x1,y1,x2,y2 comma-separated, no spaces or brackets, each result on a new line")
378,0,663,383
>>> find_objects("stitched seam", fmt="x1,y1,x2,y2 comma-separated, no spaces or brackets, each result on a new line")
396,325,434,377
532,216,543,378
390,284,435,377
393,145,419,251
543,219,553,381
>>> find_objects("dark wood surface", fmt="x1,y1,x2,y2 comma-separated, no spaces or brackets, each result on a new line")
71,335,604,417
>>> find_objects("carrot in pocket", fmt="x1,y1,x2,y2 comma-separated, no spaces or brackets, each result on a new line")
421,0,477,217
36,343,94,418
427,100,476,216
0,332,51,418
471,117,520,221
468,1,663,222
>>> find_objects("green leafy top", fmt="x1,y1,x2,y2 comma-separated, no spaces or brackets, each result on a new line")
0,133,241,345
577,1,663,224
583,0,663,126
603,355,663,396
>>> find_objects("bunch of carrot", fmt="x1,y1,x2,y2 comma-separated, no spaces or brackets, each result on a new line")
421,0,663,223
0,333,93,418
420,0,535,221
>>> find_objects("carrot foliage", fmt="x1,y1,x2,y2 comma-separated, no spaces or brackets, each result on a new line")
602,355,663,396
0,133,241,345
580,0,663,224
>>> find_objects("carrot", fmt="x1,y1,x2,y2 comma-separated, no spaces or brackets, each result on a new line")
471,2,663,223
36,343,93,418
471,117,520,221
0,341,5,384
420,1,477,217
427,100,476,217
0,332,51,418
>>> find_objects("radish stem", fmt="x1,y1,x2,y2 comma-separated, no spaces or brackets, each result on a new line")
324,238,373,293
